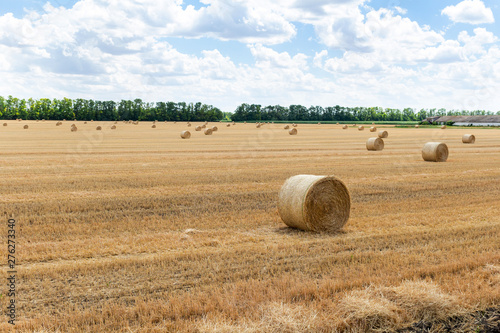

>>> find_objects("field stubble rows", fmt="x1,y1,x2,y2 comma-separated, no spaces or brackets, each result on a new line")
0,120,499,332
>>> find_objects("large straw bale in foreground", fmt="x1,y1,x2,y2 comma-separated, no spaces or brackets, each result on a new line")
378,130,388,138
289,128,297,135
462,134,475,144
278,175,351,232
180,130,191,139
366,137,384,151
422,142,448,162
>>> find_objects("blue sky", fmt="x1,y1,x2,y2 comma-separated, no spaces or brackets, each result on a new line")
0,0,499,112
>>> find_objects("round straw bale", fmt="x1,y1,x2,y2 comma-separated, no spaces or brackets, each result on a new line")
318,122,321,125
195,126,202,131
342,125,348,129
289,128,298,135
211,126,218,132
441,125,446,129
462,134,475,144
111,125,116,129
278,175,351,232
114,121,117,124
71,126,78,132
187,123,192,127
336,122,340,125
366,137,384,151
36,120,39,122
358,126,364,131
56,122,62,126
422,142,448,162
173,121,177,124
415,124,419,128
244,121,247,124
180,130,191,139
23,125,29,129
96,126,102,130
284,125,290,129
201,124,206,129
2,123,7,126
84,121,87,124
292,123,297,127
378,130,388,138
226,124,230,127
369,126,377,132
204,128,213,135
372,122,375,125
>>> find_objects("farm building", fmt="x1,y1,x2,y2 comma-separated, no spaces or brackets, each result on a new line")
426,115,500,126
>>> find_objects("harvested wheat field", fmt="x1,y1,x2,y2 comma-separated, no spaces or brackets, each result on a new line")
0,121,499,332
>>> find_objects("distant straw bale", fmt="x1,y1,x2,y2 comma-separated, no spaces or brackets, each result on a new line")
370,127,377,132
289,128,297,135
180,130,191,139
96,126,102,130
378,130,388,138
204,128,213,135
284,125,290,129
358,126,364,131
462,134,475,144
23,125,29,129
195,126,202,131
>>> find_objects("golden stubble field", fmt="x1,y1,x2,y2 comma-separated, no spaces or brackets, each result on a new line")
0,120,499,332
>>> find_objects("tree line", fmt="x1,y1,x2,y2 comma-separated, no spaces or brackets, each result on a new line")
1,96,498,122
0,96,223,121
231,104,500,122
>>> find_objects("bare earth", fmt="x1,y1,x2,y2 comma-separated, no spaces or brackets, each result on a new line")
0,120,499,332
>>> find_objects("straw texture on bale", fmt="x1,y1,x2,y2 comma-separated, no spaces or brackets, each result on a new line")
342,125,348,129
180,130,191,139
369,127,377,132
204,128,213,135
23,125,29,129
366,137,384,151
441,125,447,129
284,125,290,129
277,175,351,232
96,126,102,130
422,142,448,162
195,126,202,131
211,126,218,132
289,128,297,135
378,130,388,138
462,134,475,144
358,126,364,131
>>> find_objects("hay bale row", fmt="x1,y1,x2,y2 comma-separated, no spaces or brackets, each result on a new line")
278,175,351,232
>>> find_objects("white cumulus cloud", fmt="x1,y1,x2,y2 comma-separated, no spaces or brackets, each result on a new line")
442,0,494,25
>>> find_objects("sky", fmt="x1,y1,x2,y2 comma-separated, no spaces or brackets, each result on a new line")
0,0,499,112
